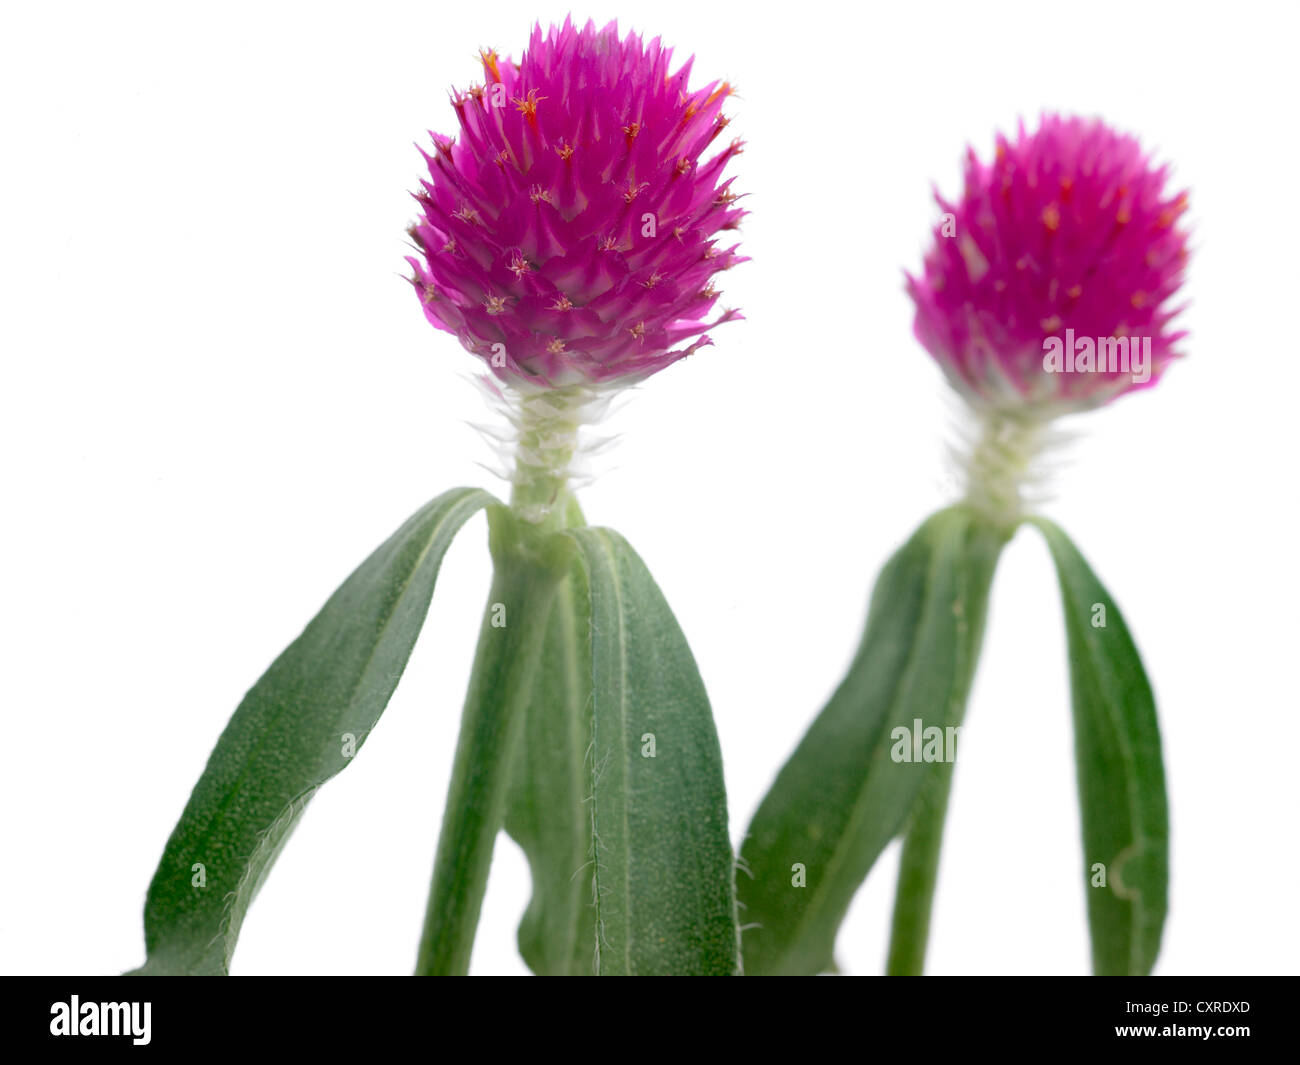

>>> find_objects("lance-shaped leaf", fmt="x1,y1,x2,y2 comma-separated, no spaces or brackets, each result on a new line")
738,505,1005,976
415,506,575,975
512,527,739,975
130,486,496,975
1030,517,1169,976
502,549,596,975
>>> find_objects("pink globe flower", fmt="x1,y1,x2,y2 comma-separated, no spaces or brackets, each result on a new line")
907,115,1190,414
407,18,745,388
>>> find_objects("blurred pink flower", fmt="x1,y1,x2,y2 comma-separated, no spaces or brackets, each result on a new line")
908,115,1190,412
408,18,745,388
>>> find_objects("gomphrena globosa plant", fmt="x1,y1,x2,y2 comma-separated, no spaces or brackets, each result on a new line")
738,114,1190,976
129,18,746,976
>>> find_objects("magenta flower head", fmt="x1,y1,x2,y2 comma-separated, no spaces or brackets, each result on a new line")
907,114,1190,417
407,17,745,391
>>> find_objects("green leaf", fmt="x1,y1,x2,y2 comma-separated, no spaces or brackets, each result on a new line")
738,505,1006,976
414,505,575,975
502,545,596,975
514,527,739,975
1030,517,1169,976
884,742,958,976
131,486,496,975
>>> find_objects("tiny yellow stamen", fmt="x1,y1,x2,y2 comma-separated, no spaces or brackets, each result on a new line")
512,89,546,122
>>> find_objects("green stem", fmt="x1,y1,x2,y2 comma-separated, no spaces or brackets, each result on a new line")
885,761,955,975
414,508,573,975
962,409,1046,531
509,386,591,526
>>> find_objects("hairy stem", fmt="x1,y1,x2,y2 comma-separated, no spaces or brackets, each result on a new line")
962,409,1046,530
509,386,593,526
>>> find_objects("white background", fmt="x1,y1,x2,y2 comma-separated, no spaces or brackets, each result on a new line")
2,0,1296,976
